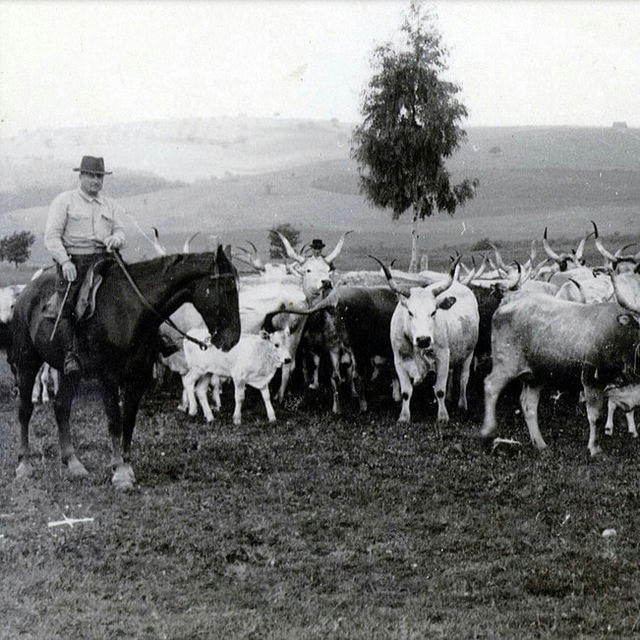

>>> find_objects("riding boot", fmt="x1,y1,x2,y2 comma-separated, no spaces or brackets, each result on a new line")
57,318,81,375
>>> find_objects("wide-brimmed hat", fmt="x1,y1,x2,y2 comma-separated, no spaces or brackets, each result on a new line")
73,156,112,175
310,239,325,250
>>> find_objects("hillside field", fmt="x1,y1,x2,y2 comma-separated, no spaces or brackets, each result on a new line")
1,120,639,268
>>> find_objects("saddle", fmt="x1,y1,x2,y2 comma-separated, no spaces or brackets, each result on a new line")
31,259,110,344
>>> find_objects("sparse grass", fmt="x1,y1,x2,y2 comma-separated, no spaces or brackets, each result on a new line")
1,356,640,639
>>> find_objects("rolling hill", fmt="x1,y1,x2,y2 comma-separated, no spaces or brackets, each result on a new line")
1,117,639,267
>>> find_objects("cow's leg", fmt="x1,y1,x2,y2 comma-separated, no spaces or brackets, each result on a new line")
520,383,547,451
394,357,414,423
31,364,44,404
391,378,401,402
434,351,451,426
258,384,277,422
582,380,604,457
40,365,52,404
329,348,343,414
625,410,638,438
16,360,42,479
51,367,59,395
308,353,321,390
347,351,367,412
210,375,222,412
177,387,188,412
181,370,201,417
604,399,616,436
276,362,292,402
457,352,474,412
195,374,215,423
481,363,518,439
233,380,246,425
53,373,88,478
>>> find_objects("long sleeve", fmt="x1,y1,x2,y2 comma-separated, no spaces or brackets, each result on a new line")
44,193,71,264
110,202,127,248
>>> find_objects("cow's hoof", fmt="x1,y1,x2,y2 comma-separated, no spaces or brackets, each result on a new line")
15,459,33,480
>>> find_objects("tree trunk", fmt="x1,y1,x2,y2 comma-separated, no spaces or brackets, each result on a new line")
408,210,419,272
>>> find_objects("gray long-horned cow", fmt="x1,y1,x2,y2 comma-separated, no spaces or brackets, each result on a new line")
480,272,640,456
276,231,352,397
373,257,479,425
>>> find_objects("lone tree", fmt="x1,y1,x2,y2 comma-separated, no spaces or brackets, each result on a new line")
0,230,36,268
351,2,478,271
268,222,301,259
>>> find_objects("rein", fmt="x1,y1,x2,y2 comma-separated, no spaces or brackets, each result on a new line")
112,251,221,350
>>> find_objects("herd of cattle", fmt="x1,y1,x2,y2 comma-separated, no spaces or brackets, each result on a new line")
1,222,640,459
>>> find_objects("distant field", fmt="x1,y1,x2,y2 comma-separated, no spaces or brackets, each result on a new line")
2,121,639,265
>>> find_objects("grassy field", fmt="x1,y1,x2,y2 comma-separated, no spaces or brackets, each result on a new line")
1,242,640,637
1,360,639,639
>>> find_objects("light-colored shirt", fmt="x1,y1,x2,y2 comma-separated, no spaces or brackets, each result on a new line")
44,188,127,265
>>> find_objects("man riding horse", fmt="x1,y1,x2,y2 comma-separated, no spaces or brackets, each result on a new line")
44,156,126,375
13,156,242,488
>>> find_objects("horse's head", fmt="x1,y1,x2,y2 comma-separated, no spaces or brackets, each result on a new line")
190,245,241,351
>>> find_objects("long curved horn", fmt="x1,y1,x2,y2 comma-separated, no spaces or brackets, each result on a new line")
277,232,305,263
430,256,461,297
150,227,168,256
615,243,637,257
504,261,522,291
325,230,353,264
542,227,562,262
490,244,509,271
591,220,617,262
182,231,200,253
529,257,550,280
236,242,264,270
568,278,586,303
369,255,411,297
575,229,595,261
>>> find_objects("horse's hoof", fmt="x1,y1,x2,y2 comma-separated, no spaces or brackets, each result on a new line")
66,457,89,478
15,459,33,480
112,464,136,490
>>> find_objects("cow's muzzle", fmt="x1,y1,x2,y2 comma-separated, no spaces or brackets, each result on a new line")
415,336,432,349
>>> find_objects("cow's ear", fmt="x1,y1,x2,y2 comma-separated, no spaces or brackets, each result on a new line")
259,329,270,339
438,296,457,311
617,313,639,328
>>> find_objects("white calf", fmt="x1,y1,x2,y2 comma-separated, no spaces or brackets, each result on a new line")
182,328,291,424
604,384,639,439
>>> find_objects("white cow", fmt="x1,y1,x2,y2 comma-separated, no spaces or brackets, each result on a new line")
376,259,479,425
182,327,292,424
604,383,639,439
0,284,25,324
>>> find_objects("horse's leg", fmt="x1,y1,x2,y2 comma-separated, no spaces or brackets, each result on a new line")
53,373,88,478
99,374,125,474
16,360,42,479
116,380,148,489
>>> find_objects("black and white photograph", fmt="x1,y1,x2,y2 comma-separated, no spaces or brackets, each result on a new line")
1,1,639,637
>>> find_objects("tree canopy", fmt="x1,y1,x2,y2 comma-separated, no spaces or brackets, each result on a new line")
351,2,478,267
0,230,36,268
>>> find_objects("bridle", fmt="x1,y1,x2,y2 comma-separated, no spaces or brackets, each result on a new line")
112,250,234,350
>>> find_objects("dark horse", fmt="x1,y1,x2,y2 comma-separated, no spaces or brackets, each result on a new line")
9,247,240,489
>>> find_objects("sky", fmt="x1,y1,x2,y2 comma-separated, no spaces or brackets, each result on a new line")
1,0,639,137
